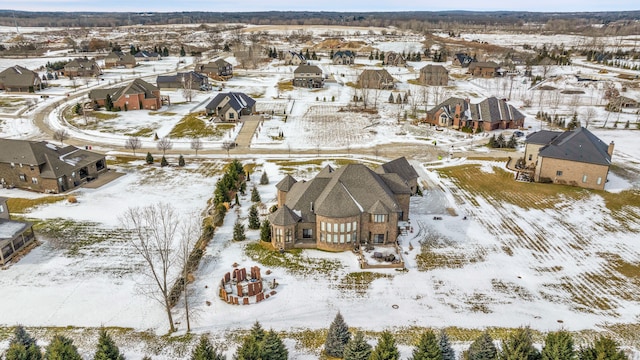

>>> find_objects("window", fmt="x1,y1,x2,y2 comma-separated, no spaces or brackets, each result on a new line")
285,229,292,243
31,177,38,184
30,165,34,171
321,222,325,231
372,214,386,223
340,223,345,232
333,223,338,232
303,228,312,239
556,171,563,176
340,234,345,243
597,177,602,185
320,233,324,242
582,175,588,183
274,228,282,243
19,174,27,182
373,234,385,244
346,222,351,232
229,112,235,119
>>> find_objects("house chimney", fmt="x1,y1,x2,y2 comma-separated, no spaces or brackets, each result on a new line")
607,141,615,157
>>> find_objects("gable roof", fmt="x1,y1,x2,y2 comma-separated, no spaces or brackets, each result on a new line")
420,64,448,74
429,97,524,123
454,53,475,67
89,78,158,102
294,64,322,74
358,69,395,86
377,157,418,184
469,61,500,70
276,174,297,192
0,65,41,88
134,50,161,59
105,51,136,63
538,127,612,166
525,130,563,145
205,92,255,112
334,50,355,58
157,71,207,86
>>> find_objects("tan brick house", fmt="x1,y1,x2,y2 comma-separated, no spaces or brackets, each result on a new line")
196,59,233,79
293,64,324,88
89,78,162,111
104,51,137,69
0,139,107,193
0,65,43,92
468,61,500,77
418,64,449,86
0,196,35,265
525,127,613,190
63,58,101,78
269,159,417,252
425,97,524,132
358,69,395,89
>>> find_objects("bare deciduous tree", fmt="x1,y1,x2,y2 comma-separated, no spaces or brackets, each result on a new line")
53,129,69,145
181,74,194,103
190,137,203,156
178,215,200,333
125,136,142,156
221,140,235,157
157,137,173,155
120,203,180,333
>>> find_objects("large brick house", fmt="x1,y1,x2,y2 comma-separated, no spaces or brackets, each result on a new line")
468,61,500,77
196,59,233,79
156,71,209,90
0,65,43,92
332,50,355,65
0,196,35,265
358,69,395,89
425,97,524,132
384,52,406,66
293,65,324,88
89,78,162,111
205,92,256,121
63,58,101,78
0,139,107,193
418,64,449,86
269,158,417,251
452,53,475,68
524,127,613,190
283,51,307,65
104,51,137,69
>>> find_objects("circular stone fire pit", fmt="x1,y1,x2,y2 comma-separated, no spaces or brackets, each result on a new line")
218,265,277,305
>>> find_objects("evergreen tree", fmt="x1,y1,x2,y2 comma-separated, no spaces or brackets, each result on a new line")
499,327,540,360
146,152,154,164
94,329,125,360
410,331,442,360
223,44,230,52
260,220,271,242
496,133,506,148
261,330,288,360
507,135,517,149
260,172,269,185
5,326,42,360
161,156,168,167
324,312,351,358
105,94,114,111
234,336,262,360
343,331,372,360
251,187,261,202
163,47,169,57
389,93,395,103
233,220,246,241
467,332,498,360
488,135,497,148
439,330,455,360
250,321,266,343
248,205,260,230
180,45,186,57
578,336,627,360
191,335,225,360
541,331,574,360
567,112,580,130
371,331,400,360
44,335,82,360
178,155,185,167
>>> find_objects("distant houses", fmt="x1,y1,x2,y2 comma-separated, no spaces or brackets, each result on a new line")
63,58,101,78
468,61,500,78
418,64,449,86
283,51,307,65
195,59,233,79
358,69,395,89
156,71,209,90
0,65,43,92
384,51,406,66
523,127,614,190
89,78,162,111
0,139,107,193
0,196,36,265
332,50,355,65
425,97,524,132
134,50,161,62
452,53,475,68
104,51,137,69
293,64,324,88
205,92,256,121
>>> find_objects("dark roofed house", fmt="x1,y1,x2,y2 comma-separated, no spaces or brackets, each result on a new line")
283,51,307,65
0,65,43,93
0,139,107,193
104,51,137,69
0,197,36,265
384,52,406,66
468,61,500,78
63,58,101,78
332,50,355,65
89,78,162,111
134,50,161,61
418,64,449,86
452,53,475,68
269,159,418,252
195,59,233,79
376,157,419,195
425,96,524,132
358,69,395,89
293,64,324,88
205,92,256,121
526,127,613,190
156,71,209,90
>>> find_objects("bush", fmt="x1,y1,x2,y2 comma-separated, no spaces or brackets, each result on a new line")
67,195,77,204
260,171,269,185
161,156,168,167
178,155,185,167
146,152,154,164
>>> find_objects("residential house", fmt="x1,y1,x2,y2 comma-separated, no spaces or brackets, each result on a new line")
468,61,500,77
134,50,161,62
384,51,406,66
293,64,324,88
156,71,209,90
332,50,355,65
375,156,419,195
63,58,101,78
418,64,449,86
283,51,307,65
0,65,43,92
269,158,417,251
524,127,613,190
0,197,36,265
195,59,233,79
358,69,395,89
608,96,638,111
89,78,162,111
452,53,475,68
0,139,107,193
205,92,256,121
425,97,525,132
104,51,137,69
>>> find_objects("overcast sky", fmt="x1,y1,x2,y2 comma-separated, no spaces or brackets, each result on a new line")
3,0,638,12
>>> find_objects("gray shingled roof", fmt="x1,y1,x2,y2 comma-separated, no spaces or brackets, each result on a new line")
268,205,301,226
0,65,40,88
420,64,448,75
377,157,418,184
428,97,523,123
538,127,612,166
276,174,297,192
205,92,255,113
284,178,331,223
525,130,563,145
469,61,500,69
89,78,158,102
378,173,412,195
316,165,335,178
294,65,322,74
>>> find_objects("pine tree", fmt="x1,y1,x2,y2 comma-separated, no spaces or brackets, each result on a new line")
180,45,186,56
343,331,372,360
262,330,288,360
371,331,399,360
578,336,627,360
467,332,498,360
146,152,154,164
507,135,517,149
5,326,42,360
161,156,168,167
260,172,269,185
250,321,266,342
389,93,395,103
235,336,262,360
105,94,113,111
499,327,540,360
191,335,225,360
260,220,271,242
410,331,442,360
439,330,455,360
94,329,125,360
233,220,246,241
248,205,260,229
488,135,497,148
251,187,261,202
496,133,506,148
324,312,351,358
541,331,574,360
178,155,185,167
44,335,82,360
